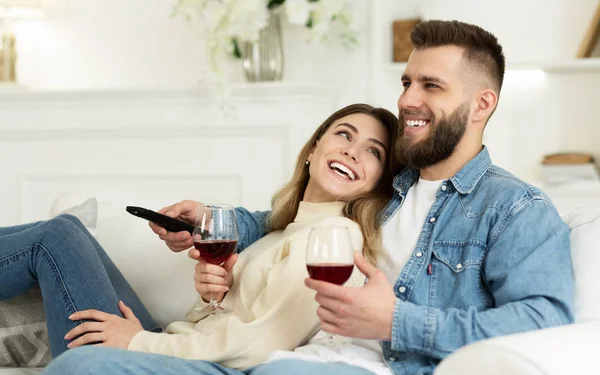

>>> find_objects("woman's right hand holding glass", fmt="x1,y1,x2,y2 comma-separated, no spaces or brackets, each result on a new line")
191,252,238,303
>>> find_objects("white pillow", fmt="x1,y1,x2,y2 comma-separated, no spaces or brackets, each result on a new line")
561,205,600,322
0,287,49,368
50,194,98,237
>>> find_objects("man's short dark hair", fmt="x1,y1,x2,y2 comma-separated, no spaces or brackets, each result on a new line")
411,20,506,94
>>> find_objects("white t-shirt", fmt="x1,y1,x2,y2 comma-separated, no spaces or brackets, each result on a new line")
268,178,444,375
379,178,443,283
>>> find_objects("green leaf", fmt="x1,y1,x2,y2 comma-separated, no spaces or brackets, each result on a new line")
232,39,242,59
267,0,285,9
306,14,313,28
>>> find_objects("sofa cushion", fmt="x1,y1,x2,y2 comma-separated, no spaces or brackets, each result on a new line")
0,288,49,368
561,205,600,322
435,321,600,375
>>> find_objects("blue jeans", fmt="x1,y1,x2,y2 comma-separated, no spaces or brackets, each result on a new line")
43,346,375,375
0,214,159,357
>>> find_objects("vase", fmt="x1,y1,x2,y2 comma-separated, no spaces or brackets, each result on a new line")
241,10,284,82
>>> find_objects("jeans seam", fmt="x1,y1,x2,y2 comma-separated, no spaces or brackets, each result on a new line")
0,247,30,269
35,243,79,317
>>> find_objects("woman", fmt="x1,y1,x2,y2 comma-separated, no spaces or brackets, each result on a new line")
28,103,398,374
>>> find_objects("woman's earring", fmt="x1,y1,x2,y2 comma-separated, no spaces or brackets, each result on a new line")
305,160,310,165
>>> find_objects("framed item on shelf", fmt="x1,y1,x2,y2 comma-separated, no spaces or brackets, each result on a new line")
392,18,421,62
576,3,600,58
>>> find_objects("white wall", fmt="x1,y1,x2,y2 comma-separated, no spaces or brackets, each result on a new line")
8,0,207,89
417,0,599,62
6,0,372,105
371,0,600,183
4,0,600,184
0,85,341,225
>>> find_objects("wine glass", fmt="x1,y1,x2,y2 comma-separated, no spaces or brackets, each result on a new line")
306,225,355,346
192,204,238,318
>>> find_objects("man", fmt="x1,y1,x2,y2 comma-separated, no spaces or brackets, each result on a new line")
229,19,574,373
44,20,574,375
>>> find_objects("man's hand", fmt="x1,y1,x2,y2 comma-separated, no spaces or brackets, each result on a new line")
194,253,238,303
149,200,204,252
65,301,144,349
305,252,397,341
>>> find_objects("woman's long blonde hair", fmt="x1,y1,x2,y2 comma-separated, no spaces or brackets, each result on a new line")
267,104,400,264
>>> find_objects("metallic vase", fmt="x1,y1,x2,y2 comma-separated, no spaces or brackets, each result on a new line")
241,11,284,82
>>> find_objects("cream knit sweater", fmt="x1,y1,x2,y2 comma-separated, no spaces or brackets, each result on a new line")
128,201,365,369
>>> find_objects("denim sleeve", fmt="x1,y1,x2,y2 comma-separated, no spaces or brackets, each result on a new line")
390,198,575,359
234,207,271,253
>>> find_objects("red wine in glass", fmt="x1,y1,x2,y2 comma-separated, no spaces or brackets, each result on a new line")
194,240,237,265
305,225,355,346
307,263,354,285
192,204,238,318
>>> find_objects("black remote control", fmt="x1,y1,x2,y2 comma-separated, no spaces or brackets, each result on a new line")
126,206,196,235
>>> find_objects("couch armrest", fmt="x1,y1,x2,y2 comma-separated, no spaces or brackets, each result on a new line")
434,321,600,375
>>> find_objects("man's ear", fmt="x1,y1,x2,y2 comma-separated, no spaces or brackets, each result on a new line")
471,89,497,123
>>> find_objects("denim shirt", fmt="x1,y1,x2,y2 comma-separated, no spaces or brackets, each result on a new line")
234,147,574,375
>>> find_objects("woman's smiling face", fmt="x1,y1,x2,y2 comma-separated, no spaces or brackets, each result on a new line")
303,113,390,203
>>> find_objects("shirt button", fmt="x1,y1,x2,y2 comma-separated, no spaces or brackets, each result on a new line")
456,263,463,270
388,357,396,362
415,251,423,257
398,286,406,293
441,185,447,191
429,217,436,223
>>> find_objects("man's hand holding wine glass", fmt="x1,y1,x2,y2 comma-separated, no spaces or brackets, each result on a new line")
305,251,396,341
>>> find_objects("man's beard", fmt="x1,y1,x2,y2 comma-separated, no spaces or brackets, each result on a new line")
396,103,469,169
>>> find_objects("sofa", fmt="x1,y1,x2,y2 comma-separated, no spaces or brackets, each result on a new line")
1,193,599,375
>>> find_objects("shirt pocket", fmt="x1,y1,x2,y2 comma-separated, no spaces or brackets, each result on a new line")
430,240,491,309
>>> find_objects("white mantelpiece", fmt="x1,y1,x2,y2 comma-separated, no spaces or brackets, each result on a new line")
0,84,341,225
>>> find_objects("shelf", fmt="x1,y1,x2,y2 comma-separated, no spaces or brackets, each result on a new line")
0,82,341,104
510,58,600,73
387,58,600,74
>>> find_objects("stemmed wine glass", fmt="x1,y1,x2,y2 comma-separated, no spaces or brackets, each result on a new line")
306,225,355,346
192,204,238,318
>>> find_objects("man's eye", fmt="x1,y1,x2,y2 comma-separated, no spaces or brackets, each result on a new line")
425,83,439,89
402,81,410,89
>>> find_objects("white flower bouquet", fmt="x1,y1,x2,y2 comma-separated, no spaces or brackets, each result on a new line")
173,0,359,93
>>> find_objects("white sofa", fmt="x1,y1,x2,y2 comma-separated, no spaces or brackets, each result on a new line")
435,205,600,375
1,194,600,375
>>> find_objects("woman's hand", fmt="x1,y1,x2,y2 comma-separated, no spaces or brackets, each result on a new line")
192,252,238,303
149,200,204,252
65,301,144,350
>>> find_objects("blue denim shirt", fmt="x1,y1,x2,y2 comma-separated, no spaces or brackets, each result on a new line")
234,147,574,375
